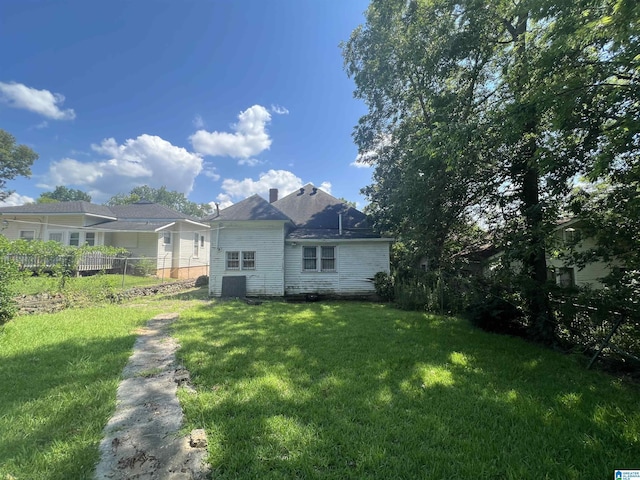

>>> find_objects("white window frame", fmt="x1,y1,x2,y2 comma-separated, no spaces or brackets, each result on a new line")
193,232,199,258
303,246,336,272
20,230,35,241
226,251,240,270
226,250,256,271
303,246,317,271
162,231,172,245
242,251,256,270
69,231,81,247
48,231,65,244
84,232,96,246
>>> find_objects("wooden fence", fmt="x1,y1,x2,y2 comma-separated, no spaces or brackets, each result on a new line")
3,253,125,273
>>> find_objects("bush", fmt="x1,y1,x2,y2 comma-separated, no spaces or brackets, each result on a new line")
0,259,18,324
373,272,394,301
466,285,526,336
195,275,209,287
130,257,156,276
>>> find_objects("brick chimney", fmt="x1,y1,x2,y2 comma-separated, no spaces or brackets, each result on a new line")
269,188,278,203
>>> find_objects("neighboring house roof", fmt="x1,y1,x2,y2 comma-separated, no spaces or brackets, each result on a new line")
272,184,369,229
109,201,198,221
0,201,116,219
0,200,206,232
204,194,291,222
91,221,176,232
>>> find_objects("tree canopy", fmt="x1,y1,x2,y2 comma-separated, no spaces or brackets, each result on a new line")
37,186,92,203
0,129,38,202
343,0,639,341
107,185,213,218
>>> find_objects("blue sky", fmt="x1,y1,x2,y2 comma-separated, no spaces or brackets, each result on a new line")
0,0,373,209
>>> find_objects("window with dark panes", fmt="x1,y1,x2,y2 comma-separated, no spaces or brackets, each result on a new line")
303,247,317,271
321,246,335,271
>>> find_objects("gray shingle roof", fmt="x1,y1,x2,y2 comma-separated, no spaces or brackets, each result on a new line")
286,228,387,240
273,184,370,230
204,195,291,222
91,221,175,232
109,201,197,221
0,201,116,218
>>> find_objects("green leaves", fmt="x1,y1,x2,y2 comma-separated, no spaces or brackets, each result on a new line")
0,129,38,202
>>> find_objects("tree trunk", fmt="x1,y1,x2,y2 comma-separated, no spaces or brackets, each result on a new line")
511,12,556,343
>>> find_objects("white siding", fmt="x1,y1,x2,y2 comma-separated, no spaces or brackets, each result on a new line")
284,241,391,296
209,221,286,296
1,214,104,245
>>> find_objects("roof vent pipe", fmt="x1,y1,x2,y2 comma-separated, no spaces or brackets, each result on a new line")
339,213,343,235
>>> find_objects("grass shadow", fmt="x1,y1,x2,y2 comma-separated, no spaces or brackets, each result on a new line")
174,301,640,479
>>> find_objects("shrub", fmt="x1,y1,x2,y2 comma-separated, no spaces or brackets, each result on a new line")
0,259,18,324
130,257,156,276
195,275,209,287
373,272,394,301
466,281,526,336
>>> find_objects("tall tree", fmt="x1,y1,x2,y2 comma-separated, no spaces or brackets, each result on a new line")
343,0,639,342
37,185,92,203
107,185,212,218
0,129,38,202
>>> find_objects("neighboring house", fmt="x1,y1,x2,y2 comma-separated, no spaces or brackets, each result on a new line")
0,200,210,279
547,217,620,289
485,218,619,289
205,184,393,297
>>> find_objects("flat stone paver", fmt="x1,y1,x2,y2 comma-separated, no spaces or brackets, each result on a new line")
94,313,210,479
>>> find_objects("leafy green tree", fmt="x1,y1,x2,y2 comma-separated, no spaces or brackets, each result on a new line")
343,0,639,342
107,185,212,218
0,129,38,202
37,185,92,203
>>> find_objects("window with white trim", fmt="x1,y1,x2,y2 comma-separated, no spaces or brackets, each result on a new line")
242,251,255,270
226,251,240,270
226,251,256,270
193,232,199,257
303,246,336,272
48,231,64,243
303,247,317,271
85,232,96,246
69,232,80,246
162,231,171,245
20,230,35,241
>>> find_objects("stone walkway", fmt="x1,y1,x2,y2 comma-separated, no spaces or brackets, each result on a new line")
94,313,210,479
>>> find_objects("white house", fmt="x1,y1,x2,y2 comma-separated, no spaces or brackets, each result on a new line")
0,200,210,279
205,184,393,297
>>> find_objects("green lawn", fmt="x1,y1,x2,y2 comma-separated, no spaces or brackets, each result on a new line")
174,301,640,479
0,303,165,479
13,273,176,296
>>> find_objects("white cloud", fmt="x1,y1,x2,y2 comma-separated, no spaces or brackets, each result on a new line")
189,105,272,159
0,81,75,120
319,181,332,194
350,158,373,168
238,158,264,167
211,194,234,210
202,162,221,181
217,170,334,204
0,192,35,207
220,169,304,201
271,104,289,115
34,121,49,130
43,134,203,202
351,133,394,167
193,114,204,129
